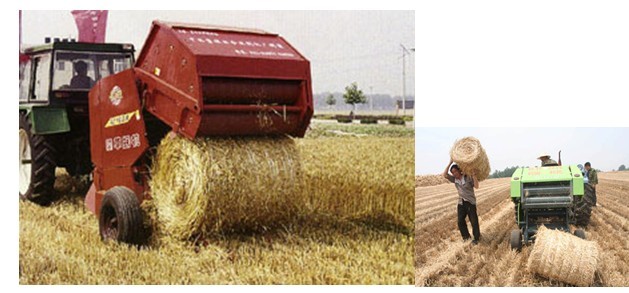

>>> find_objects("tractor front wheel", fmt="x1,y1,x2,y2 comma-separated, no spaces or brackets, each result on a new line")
99,187,144,245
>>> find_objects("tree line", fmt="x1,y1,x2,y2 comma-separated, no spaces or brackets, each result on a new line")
489,166,521,179
316,82,414,111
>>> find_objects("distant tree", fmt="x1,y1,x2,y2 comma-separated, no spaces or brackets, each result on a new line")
619,164,626,171
325,93,336,108
343,82,367,115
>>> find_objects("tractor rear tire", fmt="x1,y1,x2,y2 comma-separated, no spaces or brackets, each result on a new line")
99,187,144,245
574,229,586,240
574,185,595,227
583,184,596,207
510,229,522,251
19,112,58,206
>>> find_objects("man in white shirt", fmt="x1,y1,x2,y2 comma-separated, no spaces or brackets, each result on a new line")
443,159,481,244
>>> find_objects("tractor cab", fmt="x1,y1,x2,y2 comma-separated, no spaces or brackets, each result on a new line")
19,41,136,201
20,41,135,106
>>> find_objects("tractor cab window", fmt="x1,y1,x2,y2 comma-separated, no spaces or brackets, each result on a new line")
19,59,32,101
33,54,51,101
52,51,134,91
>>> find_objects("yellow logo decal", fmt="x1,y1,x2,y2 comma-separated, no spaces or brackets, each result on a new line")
105,110,141,128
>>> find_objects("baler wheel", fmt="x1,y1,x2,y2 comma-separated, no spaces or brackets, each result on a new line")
510,229,522,251
574,229,586,240
99,187,144,245
19,112,58,205
574,185,594,227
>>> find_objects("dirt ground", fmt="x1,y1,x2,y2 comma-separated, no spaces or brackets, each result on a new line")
415,172,629,286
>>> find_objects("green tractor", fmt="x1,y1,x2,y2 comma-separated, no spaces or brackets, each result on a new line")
19,40,135,205
509,165,595,250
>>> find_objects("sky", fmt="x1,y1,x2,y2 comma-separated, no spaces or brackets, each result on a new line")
415,127,629,175
20,10,415,97
416,1,629,127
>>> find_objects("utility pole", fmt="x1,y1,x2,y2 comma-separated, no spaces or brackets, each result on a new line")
400,44,415,116
400,45,414,117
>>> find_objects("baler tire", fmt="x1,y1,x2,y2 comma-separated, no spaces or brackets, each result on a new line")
99,187,144,245
574,185,594,227
574,229,586,240
19,112,58,206
510,229,522,252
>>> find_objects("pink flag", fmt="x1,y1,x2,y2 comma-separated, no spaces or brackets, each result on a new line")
71,10,108,43
19,10,28,64
19,53,29,64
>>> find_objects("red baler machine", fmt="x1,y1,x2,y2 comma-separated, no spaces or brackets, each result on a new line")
87,21,313,243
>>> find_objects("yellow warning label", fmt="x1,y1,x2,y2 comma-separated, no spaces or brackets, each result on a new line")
105,110,141,128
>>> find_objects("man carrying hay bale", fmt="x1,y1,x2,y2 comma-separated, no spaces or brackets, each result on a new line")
442,159,481,245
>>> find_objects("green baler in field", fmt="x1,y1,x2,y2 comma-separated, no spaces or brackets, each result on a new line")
509,165,594,250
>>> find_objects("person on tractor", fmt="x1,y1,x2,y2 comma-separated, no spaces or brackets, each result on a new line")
538,153,560,167
70,61,94,89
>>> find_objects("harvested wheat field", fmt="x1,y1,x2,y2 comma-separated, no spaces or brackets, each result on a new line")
415,172,629,286
19,131,414,284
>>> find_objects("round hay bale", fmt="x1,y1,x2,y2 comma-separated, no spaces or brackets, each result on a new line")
449,136,490,181
149,136,303,241
527,226,599,286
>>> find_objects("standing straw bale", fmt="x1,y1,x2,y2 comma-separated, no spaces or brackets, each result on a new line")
150,136,303,241
297,137,414,226
415,175,450,187
527,226,599,286
449,136,490,181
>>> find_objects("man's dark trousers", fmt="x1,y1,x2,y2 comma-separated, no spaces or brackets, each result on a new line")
457,200,480,241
